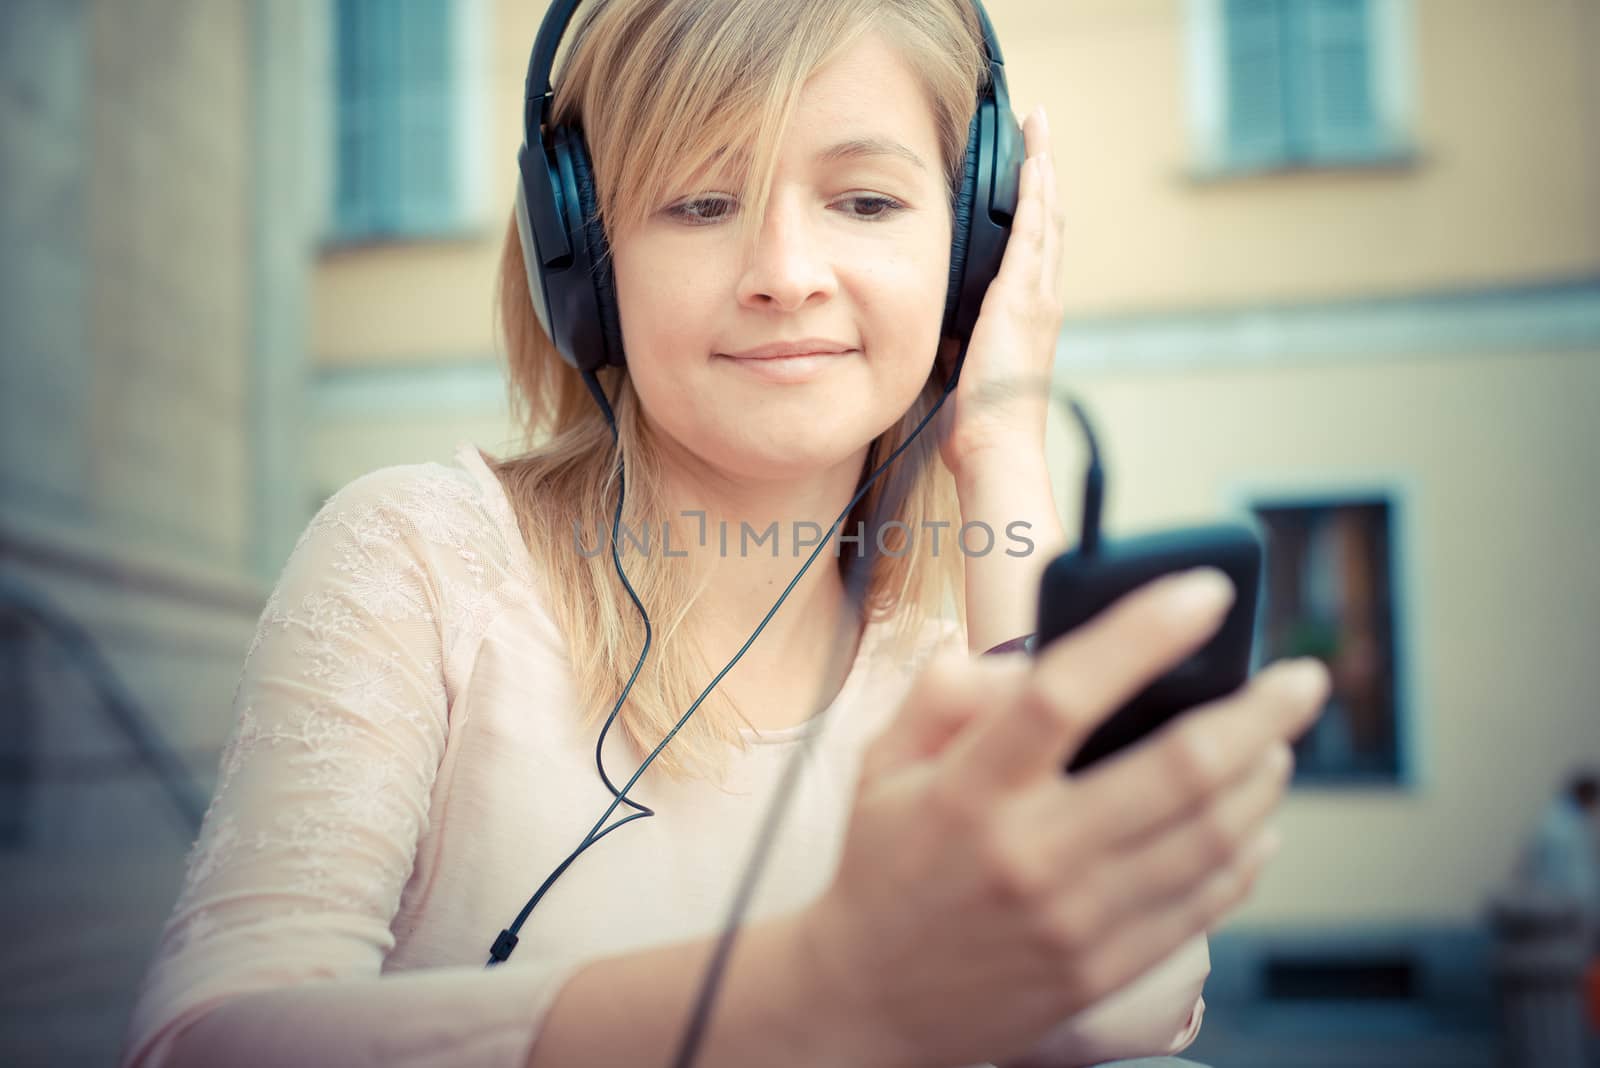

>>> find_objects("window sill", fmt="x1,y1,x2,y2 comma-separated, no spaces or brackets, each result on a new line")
316,221,496,258
1183,146,1423,186
1289,770,1414,793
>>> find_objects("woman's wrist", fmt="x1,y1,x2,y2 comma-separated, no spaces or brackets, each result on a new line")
953,446,1067,655
691,911,886,1068
525,909,901,1068
774,909,918,1068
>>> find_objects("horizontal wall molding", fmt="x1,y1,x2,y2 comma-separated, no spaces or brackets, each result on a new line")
313,280,1600,416
0,509,268,622
312,356,508,418
1203,921,1494,1013
1054,277,1600,374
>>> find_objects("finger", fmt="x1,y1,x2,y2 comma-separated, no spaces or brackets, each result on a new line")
1066,741,1293,930
993,156,1046,291
941,567,1236,796
1021,103,1046,159
1057,825,1280,1007
1040,152,1060,300
1034,106,1058,298
861,648,1017,782
992,109,1056,292
1068,657,1329,849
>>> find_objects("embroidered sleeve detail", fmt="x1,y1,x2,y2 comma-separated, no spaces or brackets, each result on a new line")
119,459,537,1067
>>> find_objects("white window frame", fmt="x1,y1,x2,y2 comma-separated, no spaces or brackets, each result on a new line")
1185,0,1417,178
325,0,490,244
1223,476,1424,791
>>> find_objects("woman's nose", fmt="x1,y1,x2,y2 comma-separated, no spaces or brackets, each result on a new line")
734,195,838,312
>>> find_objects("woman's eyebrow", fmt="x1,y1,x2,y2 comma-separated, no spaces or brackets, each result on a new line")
815,136,928,172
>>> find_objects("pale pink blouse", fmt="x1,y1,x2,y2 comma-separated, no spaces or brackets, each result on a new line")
118,441,1207,1068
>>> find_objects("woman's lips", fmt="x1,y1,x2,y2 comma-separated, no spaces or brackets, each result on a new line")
722,338,853,359
717,349,858,383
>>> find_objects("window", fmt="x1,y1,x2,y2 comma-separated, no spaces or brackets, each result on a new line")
1252,496,1406,783
1187,0,1414,175
330,0,487,241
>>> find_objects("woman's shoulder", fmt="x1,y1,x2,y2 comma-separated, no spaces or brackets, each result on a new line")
279,444,539,647
262,442,543,684
298,442,531,575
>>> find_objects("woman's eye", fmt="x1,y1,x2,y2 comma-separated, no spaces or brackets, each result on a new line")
838,195,903,220
667,196,736,225
665,193,904,226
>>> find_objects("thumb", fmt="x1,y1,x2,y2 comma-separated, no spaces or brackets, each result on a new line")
861,648,1018,783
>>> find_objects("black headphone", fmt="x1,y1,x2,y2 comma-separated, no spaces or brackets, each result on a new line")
513,0,1024,376
487,0,1025,981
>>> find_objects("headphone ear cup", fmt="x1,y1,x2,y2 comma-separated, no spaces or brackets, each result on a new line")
943,109,983,339
567,136,628,369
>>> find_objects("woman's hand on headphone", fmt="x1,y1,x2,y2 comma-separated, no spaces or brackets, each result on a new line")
938,103,1065,483
791,568,1329,1068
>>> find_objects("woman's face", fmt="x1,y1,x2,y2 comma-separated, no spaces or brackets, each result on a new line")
609,30,953,487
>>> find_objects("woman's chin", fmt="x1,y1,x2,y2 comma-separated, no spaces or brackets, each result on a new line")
700,435,865,483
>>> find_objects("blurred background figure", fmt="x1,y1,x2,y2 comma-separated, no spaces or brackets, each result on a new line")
1518,770,1600,935
1,1,1597,1066
1485,769,1600,1068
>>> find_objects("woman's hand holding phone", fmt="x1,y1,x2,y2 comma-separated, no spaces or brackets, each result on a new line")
792,567,1330,1068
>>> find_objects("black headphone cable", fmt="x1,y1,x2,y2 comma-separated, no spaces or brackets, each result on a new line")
672,373,1108,1067
486,344,968,970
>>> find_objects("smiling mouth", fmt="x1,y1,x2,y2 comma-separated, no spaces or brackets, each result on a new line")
715,349,858,382
719,338,858,361
726,350,853,360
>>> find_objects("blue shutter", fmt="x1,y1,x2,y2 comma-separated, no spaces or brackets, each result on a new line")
1220,0,1383,170
370,0,403,232
1223,0,1291,168
334,0,458,239
334,0,373,234
1297,0,1377,161
396,0,456,233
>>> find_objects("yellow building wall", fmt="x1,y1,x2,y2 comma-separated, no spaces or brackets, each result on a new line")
307,0,1600,931
312,0,545,367
314,0,1600,362
1064,346,1600,924
995,0,1600,313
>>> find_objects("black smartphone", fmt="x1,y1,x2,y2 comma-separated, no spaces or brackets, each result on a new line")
1034,522,1263,772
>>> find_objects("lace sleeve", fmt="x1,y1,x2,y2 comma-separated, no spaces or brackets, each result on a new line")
117,464,573,1068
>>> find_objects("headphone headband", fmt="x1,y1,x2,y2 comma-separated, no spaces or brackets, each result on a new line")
520,0,579,133
522,0,1009,138
515,0,1023,373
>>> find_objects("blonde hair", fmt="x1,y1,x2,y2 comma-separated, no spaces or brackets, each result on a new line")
484,0,987,782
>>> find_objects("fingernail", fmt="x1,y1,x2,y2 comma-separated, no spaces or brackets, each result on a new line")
1282,658,1331,703
1170,567,1235,613
1039,106,1051,138
1265,742,1292,776
1250,827,1283,865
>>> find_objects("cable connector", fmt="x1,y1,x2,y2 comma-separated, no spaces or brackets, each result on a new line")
489,928,520,965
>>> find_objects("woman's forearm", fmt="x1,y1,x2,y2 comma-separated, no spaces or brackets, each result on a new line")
524,910,895,1068
953,449,1069,655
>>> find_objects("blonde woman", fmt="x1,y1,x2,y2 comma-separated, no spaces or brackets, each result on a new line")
119,1,1328,1066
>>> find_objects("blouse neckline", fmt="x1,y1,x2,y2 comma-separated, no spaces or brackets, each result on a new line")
452,440,887,748
734,617,882,746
